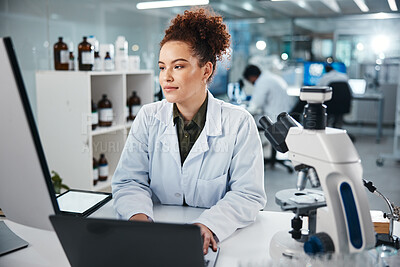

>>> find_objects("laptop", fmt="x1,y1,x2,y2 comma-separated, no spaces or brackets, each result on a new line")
348,79,367,95
50,215,219,267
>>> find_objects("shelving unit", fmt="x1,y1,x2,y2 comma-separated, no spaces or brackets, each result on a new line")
36,70,154,191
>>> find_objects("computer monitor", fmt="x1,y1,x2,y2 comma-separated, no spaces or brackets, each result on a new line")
0,37,60,231
303,61,347,86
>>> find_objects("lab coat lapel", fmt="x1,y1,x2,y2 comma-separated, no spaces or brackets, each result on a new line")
155,101,181,168
184,91,222,163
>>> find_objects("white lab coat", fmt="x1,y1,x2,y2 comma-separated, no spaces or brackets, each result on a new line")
317,70,348,86
112,91,267,241
247,70,296,121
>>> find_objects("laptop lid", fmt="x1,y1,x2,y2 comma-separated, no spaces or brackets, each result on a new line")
49,215,207,267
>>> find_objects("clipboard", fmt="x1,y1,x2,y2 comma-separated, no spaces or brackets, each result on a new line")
56,189,112,217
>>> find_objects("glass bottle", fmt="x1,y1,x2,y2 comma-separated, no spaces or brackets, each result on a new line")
104,52,113,71
93,157,99,186
98,154,108,181
54,37,69,70
128,91,141,121
78,36,94,71
68,52,75,71
93,51,102,71
98,94,113,127
91,100,98,130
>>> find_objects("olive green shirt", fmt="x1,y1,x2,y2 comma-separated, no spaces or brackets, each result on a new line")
173,95,208,166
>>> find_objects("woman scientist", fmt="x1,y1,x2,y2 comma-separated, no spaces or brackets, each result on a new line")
112,8,267,254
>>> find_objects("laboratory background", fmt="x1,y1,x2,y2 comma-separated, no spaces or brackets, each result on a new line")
1,0,400,265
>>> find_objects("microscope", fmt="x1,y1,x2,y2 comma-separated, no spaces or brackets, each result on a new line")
259,86,376,260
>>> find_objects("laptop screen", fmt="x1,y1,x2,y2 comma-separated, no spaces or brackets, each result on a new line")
348,79,367,95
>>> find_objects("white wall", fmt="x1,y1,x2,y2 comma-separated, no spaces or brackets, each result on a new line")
0,0,168,117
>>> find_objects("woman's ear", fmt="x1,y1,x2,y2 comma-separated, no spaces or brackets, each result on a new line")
203,62,213,82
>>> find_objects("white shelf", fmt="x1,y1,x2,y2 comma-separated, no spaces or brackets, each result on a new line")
91,124,125,136
36,70,154,191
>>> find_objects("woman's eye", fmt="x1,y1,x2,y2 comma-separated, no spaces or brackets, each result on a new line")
159,66,165,70
175,65,183,69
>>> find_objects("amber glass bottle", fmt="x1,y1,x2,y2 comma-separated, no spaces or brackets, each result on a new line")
104,52,113,71
54,37,69,70
128,91,141,121
91,100,98,130
93,157,99,186
98,154,108,181
78,36,94,71
98,94,113,127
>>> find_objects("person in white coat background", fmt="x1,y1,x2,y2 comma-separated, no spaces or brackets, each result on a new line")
317,64,349,86
112,8,267,254
244,64,296,122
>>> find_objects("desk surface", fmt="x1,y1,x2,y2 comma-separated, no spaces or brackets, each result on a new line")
0,202,293,267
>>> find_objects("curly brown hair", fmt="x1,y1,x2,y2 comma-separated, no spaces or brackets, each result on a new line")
160,8,231,81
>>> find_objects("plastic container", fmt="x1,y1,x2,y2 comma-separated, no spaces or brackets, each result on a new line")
115,36,128,71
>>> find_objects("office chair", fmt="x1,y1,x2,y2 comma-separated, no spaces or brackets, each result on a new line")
264,147,294,173
325,81,352,129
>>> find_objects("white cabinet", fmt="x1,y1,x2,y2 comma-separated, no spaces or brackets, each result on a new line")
36,70,154,191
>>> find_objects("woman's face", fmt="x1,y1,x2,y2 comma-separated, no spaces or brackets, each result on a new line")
158,41,211,107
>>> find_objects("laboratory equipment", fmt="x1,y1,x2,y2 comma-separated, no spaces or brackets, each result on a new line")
259,86,376,260
363,179,400,249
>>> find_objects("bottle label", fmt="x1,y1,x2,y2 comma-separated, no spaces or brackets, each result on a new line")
99,108,113,123
93,168,99,180
60,50,69,64
132,105,141,116
94,58,102,71
91,111,98,125
99,165,108,177
69,59,74,70
104,59,113,71
82,51,94,64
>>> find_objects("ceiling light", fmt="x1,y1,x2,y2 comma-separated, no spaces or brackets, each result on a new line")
297,1,307,9
353,0,369,12
356,42,364,51
136,0,209,10
321,0,341,13
242,3,253,11
256,41,267,51
387,0,398,11
371,35,389,54
257,18,266,23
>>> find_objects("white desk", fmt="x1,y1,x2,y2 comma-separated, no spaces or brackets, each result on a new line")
0,202,293,267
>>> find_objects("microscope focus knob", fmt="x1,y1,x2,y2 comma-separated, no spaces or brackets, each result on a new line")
304,232,335,255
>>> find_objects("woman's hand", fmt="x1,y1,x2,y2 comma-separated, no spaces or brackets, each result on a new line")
129,213,149,222
194,223,218,254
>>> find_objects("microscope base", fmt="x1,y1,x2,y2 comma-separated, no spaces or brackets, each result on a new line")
269,230,307,261
376,233,400,249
